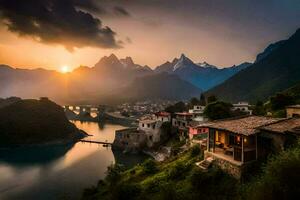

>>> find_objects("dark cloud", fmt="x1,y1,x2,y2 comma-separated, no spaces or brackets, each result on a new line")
0,0,121,51
113,6,130,17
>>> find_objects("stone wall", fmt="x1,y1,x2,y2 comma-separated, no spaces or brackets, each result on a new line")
113,128,147,153
205,151,242,179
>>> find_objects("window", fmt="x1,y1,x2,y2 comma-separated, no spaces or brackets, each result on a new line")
147,124,150,128
149,136,153,141
142,123,144,127
152,125,155,129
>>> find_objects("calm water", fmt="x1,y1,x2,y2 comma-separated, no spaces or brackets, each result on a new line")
0,121,147,200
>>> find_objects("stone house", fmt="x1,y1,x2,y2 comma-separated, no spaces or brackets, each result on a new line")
113,112,171,152
203,116,300,179
286,105,300,118
113,128,147,153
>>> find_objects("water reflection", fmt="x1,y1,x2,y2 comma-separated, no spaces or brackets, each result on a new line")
0,122,147,200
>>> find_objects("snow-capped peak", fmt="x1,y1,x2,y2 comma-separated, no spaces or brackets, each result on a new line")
173,54,197,71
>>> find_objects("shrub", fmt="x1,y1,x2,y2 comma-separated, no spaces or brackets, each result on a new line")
167,162,187,180
245,143,300,200
112,183,141,200
190,145,201,157
142,159,158,174
105,164,125,186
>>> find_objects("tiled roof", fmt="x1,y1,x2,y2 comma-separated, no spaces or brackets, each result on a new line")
155,111,170,117
286,105,300,109
139,119,156,124
175,112,193,116
260,117,300,135
205,116,283,136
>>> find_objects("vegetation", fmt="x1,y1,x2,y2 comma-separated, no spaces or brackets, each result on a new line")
203,101,233,120
252,91,298,117
0,98,84,147
243,141,300,200
165,101,187,113
81,146,238,200
82,140,300,200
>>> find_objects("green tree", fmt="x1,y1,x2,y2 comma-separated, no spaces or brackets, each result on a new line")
252,101,266,116
165,101,187,113
207,95,218,104
189,97,200,106
245,142,300,200
142,159,158,174
270,93,295,110
199,93,206,106
204,101,232,120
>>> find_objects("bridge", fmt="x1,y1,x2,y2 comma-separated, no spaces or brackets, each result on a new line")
79,139,112,146
63,105,106,119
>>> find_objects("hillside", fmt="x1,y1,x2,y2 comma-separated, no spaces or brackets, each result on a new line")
0,98,86,147
115,72,202,101
82,142,300,200
206,28,300,103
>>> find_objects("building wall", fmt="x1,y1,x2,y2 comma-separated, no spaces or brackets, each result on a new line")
286,107,300,118
113,128,147,152
156,115,170,122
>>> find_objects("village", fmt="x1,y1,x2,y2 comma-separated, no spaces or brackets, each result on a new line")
111,100,300,179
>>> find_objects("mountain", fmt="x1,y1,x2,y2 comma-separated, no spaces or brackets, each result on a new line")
154,58,179,73
255,40,286,63
206,28,300,103
116,72,202,101
0,98,86,147
154,54,251,91
0,54,201,104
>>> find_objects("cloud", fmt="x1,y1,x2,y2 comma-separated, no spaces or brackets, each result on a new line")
0,0,122,51
113,6,130,17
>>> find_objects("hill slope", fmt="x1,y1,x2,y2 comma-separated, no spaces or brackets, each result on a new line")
113,73,202,101
206,28,300,103
0,98,85,147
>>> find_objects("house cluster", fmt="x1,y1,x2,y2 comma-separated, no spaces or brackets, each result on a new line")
116,100,175,118
196,105,300,179
113,100,300,179
113,112,171,152
172,105,208,139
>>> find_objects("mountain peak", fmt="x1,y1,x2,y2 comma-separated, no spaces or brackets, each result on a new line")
173,54,196,71
120,56,135,68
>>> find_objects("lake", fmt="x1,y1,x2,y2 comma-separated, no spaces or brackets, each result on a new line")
0,121,147,200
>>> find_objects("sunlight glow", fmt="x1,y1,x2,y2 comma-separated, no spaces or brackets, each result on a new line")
60,65,70,73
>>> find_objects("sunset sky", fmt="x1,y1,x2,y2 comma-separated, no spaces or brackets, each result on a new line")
0,0,299,71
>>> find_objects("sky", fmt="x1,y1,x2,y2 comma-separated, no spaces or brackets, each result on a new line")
0,0,299,71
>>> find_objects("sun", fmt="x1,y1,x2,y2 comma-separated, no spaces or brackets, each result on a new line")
60,65,70,73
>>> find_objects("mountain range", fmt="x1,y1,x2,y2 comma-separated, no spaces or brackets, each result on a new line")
1,28,299,104
206,28,300,103
0,50,250,104
154,54,251,91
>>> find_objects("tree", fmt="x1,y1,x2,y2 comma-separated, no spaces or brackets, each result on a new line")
189,97,200,106
199,94,206,106
207,95,218,104
253,100,266,116
245,142,300,200
204,101,232,120
142,159,158,174
270,93,295,110
165,101,187,113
